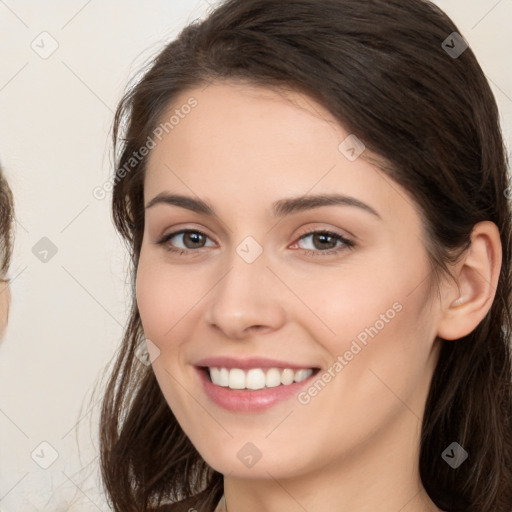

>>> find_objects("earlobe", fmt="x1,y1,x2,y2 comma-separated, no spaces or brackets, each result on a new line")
436,221,502,341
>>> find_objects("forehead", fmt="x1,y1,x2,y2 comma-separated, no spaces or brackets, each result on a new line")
143,81,418,227
148,83,352,182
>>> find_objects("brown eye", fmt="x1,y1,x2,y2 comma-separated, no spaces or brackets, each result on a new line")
293,229,354,256
157,229,215,254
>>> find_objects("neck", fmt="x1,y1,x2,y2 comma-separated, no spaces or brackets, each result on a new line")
220,412,442,512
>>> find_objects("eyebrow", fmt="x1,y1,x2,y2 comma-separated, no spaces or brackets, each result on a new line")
145,192,382,219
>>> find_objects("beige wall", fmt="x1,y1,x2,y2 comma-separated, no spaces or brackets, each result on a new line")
0,0,510,509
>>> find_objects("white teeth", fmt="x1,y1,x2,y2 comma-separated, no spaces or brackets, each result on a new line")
210,367,221,383
218,367,229,387
266,368,282,388
294,369,313,383
246,369,266,390
210,367,230,387
229,368,246,389
207,367,314,390
281,368,295,385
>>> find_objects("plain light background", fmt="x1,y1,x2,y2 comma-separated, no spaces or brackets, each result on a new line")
0,1,511,510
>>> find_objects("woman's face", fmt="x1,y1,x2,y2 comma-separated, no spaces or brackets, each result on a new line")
136,81,444,479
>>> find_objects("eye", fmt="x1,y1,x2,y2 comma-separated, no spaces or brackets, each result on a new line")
291,229,354,257
155,229,214,255
155,228,355,257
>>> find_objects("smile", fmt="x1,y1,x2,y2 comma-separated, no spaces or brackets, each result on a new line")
207,366,314,390
194,358,321,412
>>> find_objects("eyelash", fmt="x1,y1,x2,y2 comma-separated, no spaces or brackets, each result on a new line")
155,228,355,257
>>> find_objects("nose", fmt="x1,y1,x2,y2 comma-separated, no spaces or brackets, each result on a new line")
204,248,287,340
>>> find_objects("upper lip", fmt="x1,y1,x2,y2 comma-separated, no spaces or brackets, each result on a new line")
195,356,319,370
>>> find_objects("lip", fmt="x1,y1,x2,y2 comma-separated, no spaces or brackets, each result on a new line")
194,361,320,413
195,356,318,370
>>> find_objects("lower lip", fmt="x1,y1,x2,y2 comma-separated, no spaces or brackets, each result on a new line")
196,367,318,412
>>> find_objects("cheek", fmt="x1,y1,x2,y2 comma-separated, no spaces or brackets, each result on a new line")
318,261,435,414
294,260,403,345
136,258,174,340
311,246,434,375
135,251,203,351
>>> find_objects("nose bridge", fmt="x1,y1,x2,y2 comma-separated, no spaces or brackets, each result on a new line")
205,237,285,338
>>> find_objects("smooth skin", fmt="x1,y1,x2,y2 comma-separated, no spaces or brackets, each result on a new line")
135,81,501,512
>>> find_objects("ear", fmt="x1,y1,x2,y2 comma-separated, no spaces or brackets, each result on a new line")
436,221,502,341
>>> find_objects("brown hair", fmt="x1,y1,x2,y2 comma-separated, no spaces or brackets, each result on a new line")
99,1,512,510
0,163,14,280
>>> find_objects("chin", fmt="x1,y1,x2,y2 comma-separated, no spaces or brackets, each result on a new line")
192,439,308,480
